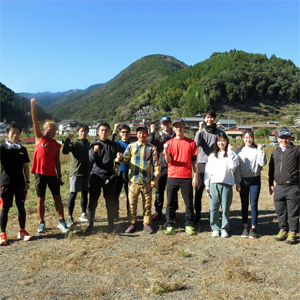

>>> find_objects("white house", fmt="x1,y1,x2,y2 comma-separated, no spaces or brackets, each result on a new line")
57,120,78,135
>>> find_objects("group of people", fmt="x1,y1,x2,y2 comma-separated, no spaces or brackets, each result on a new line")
0,100,299,246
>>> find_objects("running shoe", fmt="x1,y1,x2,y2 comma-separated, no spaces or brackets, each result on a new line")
185,225,196,236
37,222,45,233
165,226,175,235
17,229,32,241
0,232,8,246
274,229,287,241
57,222,69,233
221,230,229,238
67,217,75,227
144,224,154,234
125,224,136,233
285,231,296,245
151,213,162,221
249,228,258,239
212,230,220,238
241,227,249,238
79,213,88,222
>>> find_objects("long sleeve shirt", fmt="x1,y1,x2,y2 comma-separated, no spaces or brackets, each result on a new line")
194,128,223,163
89,139,119,179
62,138,90,177
204,148,240,188
235,146,267,184
116,141,159,186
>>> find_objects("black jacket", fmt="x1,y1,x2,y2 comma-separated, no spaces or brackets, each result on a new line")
89,139,119,179
268,143,300,187
149,130,175,171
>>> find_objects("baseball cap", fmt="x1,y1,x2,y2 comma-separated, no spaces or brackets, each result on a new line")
277,128,291,137
136,125,148,133
160,116,171,123
172,118,185,126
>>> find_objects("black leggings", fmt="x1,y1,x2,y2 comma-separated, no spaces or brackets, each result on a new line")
0,186,26,232
67,190,88,217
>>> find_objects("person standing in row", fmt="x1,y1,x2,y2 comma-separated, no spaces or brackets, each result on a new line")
194,110,223,223
116,125,159,234
235,130,267,239
111,123,131,219
86,123,120,233
30,98,69,234
269,127,300,245
204,132,239,238
149,116,177,221
62,124,90,227
164,119,198,236
0,122,32,246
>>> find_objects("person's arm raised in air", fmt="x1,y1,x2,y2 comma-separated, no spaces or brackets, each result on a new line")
30,98,43,145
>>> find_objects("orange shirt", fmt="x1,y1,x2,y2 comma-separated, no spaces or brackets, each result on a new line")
166,137,198,178
31,135,61,176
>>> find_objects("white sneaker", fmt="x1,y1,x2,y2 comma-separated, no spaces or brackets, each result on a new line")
79,214,88,222
212,230,220,238
221,230,229,238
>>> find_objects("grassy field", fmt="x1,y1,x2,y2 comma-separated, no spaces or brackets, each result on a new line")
1,135,299,300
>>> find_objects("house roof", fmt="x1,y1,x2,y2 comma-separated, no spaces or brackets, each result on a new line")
252,123,277,129
23,137,36,144
218,119,237,125
182,117,203,122
58,120,77,125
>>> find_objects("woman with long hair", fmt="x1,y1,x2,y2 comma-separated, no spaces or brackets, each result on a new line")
235,130,267,239
204,132,239,238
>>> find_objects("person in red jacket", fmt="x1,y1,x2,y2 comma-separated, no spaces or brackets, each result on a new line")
30,98,69,234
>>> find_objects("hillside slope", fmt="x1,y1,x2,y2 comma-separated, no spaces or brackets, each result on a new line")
45,55,188,121
0,83,50,127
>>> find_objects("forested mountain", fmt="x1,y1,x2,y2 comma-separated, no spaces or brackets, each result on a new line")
7,51,300,124
44,55,187,121
0,83,50,127
148,50,299,116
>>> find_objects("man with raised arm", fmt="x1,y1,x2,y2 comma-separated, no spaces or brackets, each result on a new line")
30,98,69,234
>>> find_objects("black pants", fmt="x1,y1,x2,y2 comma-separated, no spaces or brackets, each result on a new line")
166,178,194,227
68,190,88,217
154,169,178,214
88,174,115,226
274,185,300,232
0,186,27,232
194,163,206,217
113,171,129,216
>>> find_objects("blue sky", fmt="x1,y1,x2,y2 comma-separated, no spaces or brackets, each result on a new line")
1,0,299,93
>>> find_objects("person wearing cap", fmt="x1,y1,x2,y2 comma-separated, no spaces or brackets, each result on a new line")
164,118,198,236
149,116,177,221
116,125,159,234
269,127,300,245
194,110,223,224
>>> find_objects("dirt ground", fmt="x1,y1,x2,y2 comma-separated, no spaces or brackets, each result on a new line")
1,174,300,300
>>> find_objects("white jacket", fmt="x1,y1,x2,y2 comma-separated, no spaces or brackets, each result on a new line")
204,147,240,189
235,146,267,183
